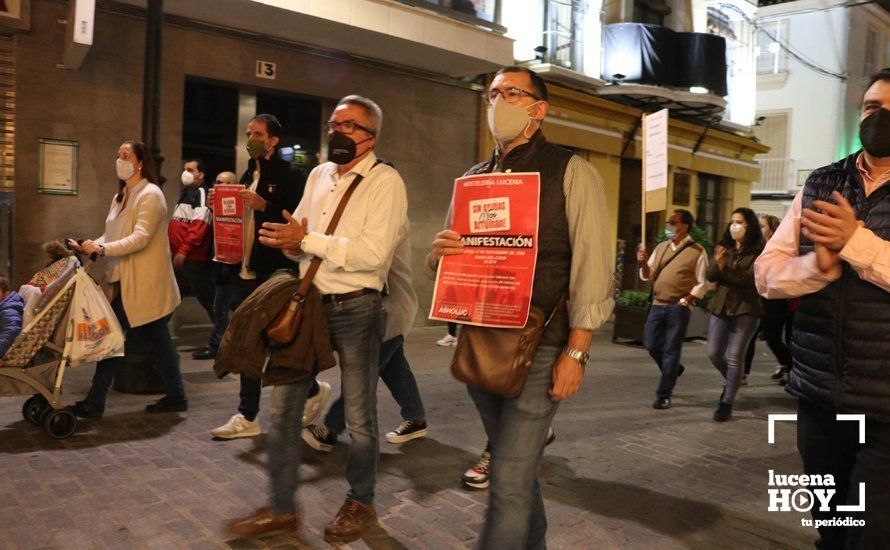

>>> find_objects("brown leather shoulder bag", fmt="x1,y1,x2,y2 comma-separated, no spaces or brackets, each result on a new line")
450,295,567,397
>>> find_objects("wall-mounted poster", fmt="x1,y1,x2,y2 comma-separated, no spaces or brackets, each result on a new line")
38,139,78,195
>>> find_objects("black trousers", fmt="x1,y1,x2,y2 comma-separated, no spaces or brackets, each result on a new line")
745,299,792,374
797,398,890,549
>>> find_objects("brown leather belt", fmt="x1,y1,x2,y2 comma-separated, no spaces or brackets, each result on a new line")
321,288,378,304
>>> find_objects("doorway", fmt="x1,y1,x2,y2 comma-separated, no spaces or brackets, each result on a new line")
181,77,325,183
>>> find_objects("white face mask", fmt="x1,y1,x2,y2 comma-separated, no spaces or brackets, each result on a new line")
487,95,540,145
730,222,746,241
181,170,196,187
116,158,136,181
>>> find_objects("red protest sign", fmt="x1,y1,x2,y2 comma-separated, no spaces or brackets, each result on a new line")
429,172,540,328
212,184,245,265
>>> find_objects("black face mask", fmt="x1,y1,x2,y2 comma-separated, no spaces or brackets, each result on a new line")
860,108,890,158
328,131,373,165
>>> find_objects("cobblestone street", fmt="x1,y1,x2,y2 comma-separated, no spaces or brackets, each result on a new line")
1,306,815,549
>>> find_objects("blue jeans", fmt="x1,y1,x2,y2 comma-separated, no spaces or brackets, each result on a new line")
324,335,426,434
85,294,185,408
644,304,691,398
268,378,313,515
207,282,232,352
266,292,383,510
707,313,759,405
468,345,562,550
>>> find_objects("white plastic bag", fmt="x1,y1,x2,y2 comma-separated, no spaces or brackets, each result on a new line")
69,270,125,366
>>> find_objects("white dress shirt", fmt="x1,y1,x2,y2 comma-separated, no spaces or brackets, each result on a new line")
289,152,408,295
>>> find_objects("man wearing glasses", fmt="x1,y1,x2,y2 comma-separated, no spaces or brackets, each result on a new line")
227,96,408,543
428,66,614,548
637,209,709,410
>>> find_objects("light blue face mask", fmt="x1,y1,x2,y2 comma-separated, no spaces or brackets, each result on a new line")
664,224,677,240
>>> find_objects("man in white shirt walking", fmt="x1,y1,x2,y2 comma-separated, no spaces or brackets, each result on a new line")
226,96,407,543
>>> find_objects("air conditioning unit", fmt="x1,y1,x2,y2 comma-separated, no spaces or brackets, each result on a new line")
62,0,95,70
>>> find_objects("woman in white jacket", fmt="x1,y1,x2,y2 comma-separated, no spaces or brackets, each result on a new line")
68,140,186,418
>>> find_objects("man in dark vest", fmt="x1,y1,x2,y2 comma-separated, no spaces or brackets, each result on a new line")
637,209,709,410
755,69,890,549
428,66,614,548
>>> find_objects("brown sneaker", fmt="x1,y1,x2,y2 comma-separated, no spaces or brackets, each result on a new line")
226,507,299,537
323,499,376,542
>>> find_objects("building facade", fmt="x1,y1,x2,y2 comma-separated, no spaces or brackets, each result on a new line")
751,0,890,218
3,0,767,324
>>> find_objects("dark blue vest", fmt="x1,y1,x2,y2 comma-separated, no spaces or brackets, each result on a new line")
464,131,573,346
790,152,890,422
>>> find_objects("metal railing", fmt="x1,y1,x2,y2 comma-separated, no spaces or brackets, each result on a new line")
753,157,796,194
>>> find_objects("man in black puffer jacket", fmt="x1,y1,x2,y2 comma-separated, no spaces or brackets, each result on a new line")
755,69,890,550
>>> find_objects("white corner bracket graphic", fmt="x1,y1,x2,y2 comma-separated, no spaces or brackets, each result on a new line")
836,482,867,512
768,414,798,444
836,414,866,444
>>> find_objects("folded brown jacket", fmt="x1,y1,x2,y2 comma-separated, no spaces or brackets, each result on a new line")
213,270,336,386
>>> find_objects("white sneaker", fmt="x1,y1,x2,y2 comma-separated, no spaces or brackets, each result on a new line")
302,381,331,427
436,334,458,347
461,450,491,490
211,413,261,439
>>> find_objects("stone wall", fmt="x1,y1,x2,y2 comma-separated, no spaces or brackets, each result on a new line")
14,1,479,326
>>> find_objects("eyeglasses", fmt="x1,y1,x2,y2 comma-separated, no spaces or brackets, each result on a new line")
325,119,375,136
485,86,542,105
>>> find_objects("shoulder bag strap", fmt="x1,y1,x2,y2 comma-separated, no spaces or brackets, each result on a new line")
293,161,382,297
647,241,697,301
650,241,697,288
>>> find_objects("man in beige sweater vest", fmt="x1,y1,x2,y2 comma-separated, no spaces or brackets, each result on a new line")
637,209,709,409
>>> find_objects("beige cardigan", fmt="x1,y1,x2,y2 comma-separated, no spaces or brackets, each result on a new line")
96,180,181,327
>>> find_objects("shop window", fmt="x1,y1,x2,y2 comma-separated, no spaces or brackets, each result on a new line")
672,172,691,206
697,173,725,246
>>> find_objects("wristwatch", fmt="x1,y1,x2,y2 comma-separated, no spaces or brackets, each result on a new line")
299,234,309,255
562,346,590,367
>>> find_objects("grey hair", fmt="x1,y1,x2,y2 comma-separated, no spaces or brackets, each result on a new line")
337,95,383,137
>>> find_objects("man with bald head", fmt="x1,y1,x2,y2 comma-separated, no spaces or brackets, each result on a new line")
199,170,249,361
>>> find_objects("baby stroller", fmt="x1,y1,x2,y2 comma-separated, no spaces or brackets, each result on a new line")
0,254,124,438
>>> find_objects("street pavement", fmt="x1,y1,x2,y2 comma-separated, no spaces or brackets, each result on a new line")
0,301,816,549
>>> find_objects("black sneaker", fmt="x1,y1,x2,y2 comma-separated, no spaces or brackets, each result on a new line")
385,420,429,444
67,400,104,419
771,365,785,380
192,347,217,360
653,397,671,410
714,401,732,422
461,450,491,490
145,397,188,413
301,424,337,452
